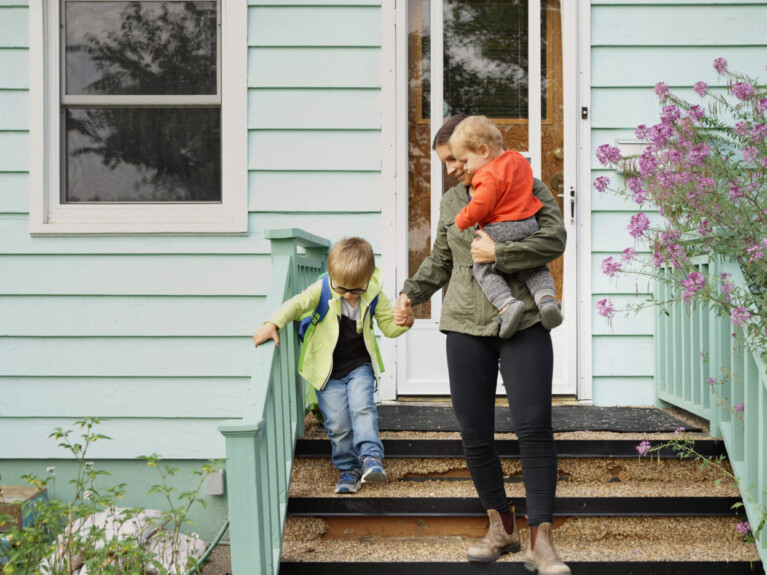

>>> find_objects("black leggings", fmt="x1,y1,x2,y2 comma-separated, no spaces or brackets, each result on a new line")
446,323,557,526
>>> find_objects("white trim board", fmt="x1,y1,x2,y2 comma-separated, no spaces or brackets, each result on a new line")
28,0,248,235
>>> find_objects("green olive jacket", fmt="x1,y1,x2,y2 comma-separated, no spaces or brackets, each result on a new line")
402,178,567,336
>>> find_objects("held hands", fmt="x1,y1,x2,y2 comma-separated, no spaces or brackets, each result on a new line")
393,293,415,327
471,229,497,264
253,322,279,348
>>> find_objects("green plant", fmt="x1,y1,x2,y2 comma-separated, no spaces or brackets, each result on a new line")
0,418,219,574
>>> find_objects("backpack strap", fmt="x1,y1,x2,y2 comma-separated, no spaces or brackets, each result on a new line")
298,274,332,372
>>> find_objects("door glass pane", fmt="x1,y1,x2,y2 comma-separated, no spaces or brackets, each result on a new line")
64,108,221,202
408,0,562,318
65,1,218,96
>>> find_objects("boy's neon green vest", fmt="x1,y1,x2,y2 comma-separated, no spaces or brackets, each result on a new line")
267,268,409,390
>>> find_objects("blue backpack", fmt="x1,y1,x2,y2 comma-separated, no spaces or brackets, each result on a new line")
297,273,378,363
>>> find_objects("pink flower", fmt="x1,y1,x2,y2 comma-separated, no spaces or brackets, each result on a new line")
758,99,767,114
687,142,710,166
746,243,764,262
674,426,685,437
596,144,622,166
632,188,649,204
736,403,744,413
636,440,651,456
713,57,728,74
621,247,636,262
628,212,650,238
601,257,622,278
744,147,760,165
635,124,648,139
728,184,744,201
697,220,712,236
732,82,756,101
706,378,716,386
593,176,610,192
735,521,751,536
734,121,750,138
660,105,681,124
655,82,670,100
688,105,705,121
596,298,615,319
680,271,706,303
693,81,708,96
731,307,751,327
751,124,767,142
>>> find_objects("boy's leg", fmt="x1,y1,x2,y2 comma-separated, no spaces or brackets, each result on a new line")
345,363,387,482
517,266,562,330
315,378,360,472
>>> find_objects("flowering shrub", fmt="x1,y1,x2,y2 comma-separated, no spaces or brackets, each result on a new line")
594,58,767,357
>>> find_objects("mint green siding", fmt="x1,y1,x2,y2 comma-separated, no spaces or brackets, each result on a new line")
0,0,384,479
589,0,767,405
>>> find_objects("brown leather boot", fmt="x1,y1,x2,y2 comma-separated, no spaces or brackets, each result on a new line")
524,522,571,574
467,508,521,562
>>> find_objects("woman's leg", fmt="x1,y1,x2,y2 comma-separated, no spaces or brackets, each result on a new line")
499,323,557,527
446,332,509,513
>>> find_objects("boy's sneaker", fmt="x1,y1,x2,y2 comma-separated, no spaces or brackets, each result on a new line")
361,456,388,484
335,470,361,494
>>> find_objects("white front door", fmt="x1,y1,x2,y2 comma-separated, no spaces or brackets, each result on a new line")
395,0,579,396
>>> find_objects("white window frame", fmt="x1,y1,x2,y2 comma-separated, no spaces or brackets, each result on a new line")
28,0,248,235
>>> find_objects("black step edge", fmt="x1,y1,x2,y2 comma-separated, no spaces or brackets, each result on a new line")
295,438,726,458
280,561,764,575
287,496,744,517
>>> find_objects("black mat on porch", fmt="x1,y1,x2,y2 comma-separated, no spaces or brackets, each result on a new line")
374,405,701,433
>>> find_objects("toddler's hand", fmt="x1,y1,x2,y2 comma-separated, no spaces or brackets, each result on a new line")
253,322,279,348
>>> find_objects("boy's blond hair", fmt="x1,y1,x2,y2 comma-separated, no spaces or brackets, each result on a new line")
327,237,376,288
448,115,504,153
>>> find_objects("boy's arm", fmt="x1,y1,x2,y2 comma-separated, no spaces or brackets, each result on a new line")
492,179,567,275
373,291,411,338
454,171,498,230
266,280,323,331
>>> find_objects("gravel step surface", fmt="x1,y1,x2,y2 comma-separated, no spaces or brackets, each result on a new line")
281,516,760,563
289,457,739,498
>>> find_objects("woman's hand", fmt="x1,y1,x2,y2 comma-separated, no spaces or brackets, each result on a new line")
253,322,279,348
393,293,415,327
471,229,497,264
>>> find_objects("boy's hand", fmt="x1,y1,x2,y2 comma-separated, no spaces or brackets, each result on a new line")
253,322,280,348
393,293,414,327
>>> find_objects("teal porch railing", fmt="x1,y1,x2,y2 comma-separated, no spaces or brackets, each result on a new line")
655,255,766,562
219,228,330,574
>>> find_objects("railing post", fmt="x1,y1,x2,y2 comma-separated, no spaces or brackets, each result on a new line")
219,423,271,574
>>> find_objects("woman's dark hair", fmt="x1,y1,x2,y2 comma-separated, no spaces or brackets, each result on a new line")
432,114,469,150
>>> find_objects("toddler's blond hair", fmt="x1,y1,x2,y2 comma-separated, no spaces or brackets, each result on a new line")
449,115,503,153
327,237,376,288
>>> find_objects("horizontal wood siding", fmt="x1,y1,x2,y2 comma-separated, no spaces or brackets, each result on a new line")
589,0,767,404
0,1,384,459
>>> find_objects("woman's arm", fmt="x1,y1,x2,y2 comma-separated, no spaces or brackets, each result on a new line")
475,179,566,274
400,195,455,307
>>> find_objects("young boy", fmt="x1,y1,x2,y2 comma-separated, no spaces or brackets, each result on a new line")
252,237,412,494
450,115,563,338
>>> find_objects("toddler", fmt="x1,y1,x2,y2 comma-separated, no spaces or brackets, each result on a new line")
451,115,563,338
253,237,412,493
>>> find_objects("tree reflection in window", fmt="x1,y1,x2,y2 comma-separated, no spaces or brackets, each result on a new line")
63,1,220,202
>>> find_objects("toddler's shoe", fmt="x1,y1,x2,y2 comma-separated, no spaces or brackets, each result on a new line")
361,456,388,484
497,300,525,339
335,470,361,494
539,297,563,330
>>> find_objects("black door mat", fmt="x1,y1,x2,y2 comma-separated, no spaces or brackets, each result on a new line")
373,405,700,433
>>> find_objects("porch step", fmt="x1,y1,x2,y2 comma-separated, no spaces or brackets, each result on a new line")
280,516,763,574
296,437,726,458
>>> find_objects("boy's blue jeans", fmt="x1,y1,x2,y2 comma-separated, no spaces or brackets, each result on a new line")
315,362,384,471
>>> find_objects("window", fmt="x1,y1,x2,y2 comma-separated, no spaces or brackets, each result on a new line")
29,0,247,234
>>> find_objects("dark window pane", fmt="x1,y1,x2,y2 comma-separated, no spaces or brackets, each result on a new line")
65,108,221,202
423,0,547,119
65,1,217,96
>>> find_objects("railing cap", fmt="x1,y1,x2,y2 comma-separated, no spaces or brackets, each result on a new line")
264,228,331,249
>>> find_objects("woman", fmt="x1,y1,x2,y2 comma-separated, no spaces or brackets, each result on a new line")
393,115,570,575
